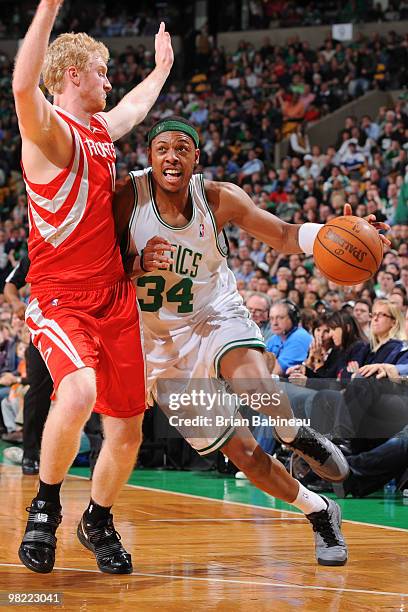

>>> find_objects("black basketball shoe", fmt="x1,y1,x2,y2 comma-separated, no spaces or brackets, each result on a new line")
275,426,349,482
77,512,133,574
18,499,62,573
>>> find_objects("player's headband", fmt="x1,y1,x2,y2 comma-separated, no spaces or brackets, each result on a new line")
147,120,200,148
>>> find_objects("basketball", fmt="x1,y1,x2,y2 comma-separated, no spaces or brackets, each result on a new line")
313,216,383,285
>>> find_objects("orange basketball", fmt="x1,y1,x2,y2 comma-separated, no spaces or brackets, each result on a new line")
313,216,383,285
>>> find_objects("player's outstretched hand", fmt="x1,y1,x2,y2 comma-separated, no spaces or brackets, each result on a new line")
155,22,174,75
141,236,176,271
343,202,391,246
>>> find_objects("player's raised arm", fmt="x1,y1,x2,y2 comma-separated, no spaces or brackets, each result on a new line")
101,22,174,142
12,0,72,165
206,181,390,257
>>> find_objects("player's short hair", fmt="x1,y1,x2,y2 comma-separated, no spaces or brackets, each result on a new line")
42,32,109,95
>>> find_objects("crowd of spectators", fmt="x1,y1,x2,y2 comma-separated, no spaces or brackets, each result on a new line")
3,1,408,38
1,32,408,323
0,26,408,490
0,0,182,39
243,0,408,30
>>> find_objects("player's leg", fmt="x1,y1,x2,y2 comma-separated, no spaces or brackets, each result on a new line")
76,413,143,574
19,367,97,574
91,414,143,505
39,367,96,482
219,346,349,482
75,279,145,573
222,426,347,566
22,342,53,475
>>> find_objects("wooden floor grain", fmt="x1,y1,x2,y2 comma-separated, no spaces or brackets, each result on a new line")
0,464,406,611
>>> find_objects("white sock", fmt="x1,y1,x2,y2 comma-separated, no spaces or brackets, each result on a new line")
291,482,327,515
275,424,299,443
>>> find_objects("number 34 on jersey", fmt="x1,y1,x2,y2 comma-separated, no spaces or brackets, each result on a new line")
137,243,203,314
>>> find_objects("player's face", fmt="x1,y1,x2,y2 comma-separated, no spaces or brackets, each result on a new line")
149,132,200,193
79,54,112,113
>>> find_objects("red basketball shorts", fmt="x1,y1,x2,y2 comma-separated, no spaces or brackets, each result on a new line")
25,277,146,418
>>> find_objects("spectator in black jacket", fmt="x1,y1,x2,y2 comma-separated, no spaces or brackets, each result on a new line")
4,256,53,474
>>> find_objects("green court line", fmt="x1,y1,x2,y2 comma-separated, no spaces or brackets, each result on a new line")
2,440,406,530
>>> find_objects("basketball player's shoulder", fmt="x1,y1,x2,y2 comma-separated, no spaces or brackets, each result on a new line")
91,113,110,133
205,179,249,212
204,179,242,202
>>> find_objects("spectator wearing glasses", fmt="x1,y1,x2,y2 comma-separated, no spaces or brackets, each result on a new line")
245,292,273,342
363,299,407,365
266,301,312,376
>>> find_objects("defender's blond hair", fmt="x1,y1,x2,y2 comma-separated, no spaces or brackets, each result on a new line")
42,32,109,95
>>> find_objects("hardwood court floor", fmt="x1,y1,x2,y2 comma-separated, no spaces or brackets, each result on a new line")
0,463,407,611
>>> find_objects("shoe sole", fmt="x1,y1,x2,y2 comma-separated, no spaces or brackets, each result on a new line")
18,546,54,574
296,443,350,483
318,557,348,566
76,525,133,575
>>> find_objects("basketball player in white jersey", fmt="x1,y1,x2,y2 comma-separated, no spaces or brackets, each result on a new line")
113,117,392,566
13,0,173,574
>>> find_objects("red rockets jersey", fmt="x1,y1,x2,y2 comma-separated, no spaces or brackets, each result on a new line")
23,107,124,288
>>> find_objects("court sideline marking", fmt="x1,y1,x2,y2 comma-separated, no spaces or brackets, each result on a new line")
1,467,407,600
0,562,407,599
1,464,407,532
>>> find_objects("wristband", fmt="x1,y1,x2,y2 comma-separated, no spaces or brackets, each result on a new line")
298,223,323,255
140,249,148,272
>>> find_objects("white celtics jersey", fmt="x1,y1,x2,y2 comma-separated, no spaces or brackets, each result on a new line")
127,168,251,357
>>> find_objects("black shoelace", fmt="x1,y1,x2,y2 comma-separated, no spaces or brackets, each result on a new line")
86,517,125,559
26,505,62,531
23,505,62,548
309,511,339,547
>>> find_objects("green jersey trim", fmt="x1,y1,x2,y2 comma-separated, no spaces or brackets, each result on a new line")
199,175,229,258
214,338,266,378
195,423,237,455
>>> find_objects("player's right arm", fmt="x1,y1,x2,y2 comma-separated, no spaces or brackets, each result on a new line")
12,0,72,174
113,177,175,278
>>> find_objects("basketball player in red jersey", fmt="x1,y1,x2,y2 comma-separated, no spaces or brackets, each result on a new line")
13,0,173,574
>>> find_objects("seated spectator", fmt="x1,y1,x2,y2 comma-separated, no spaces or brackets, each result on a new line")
353,299,371,338
290,310,367,384
359,298,407,366
1,339,27,443
324,290,343,311
245,292,273,342
289,124,311,157
375,270,396,298
266,300,312,375
235,258,256,284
